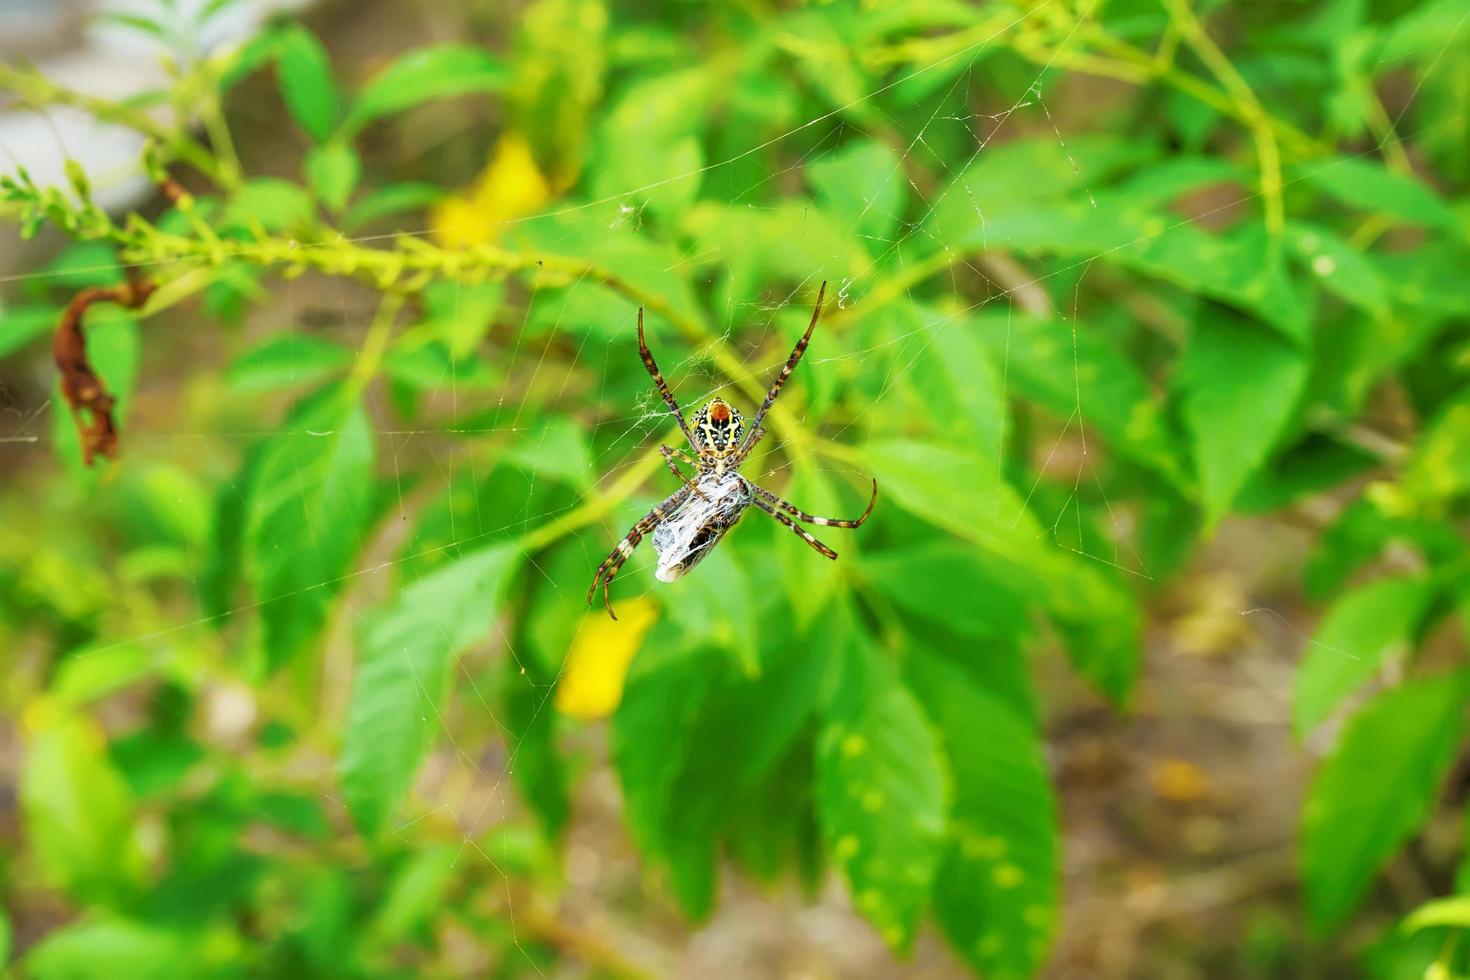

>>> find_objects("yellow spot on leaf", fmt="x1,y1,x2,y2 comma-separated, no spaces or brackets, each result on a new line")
431,131,552,248
554,598,658,720
834,835,859,861
861,789,885,811
977,835,1006,859
841,733,867,757
992,863,1023,888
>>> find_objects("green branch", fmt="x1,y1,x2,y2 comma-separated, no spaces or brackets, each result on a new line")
0,62,226,185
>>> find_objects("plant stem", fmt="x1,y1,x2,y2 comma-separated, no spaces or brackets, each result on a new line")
347,291,405,392
1161,0,1285,234
197,85,243,190
519,446,665,553
0,63,224,185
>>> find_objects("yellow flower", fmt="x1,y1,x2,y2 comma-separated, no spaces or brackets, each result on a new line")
431,131,551,248
554,598,659,720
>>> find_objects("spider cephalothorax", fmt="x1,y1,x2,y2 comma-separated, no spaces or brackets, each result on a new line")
692,399,743,453
587,281,878,619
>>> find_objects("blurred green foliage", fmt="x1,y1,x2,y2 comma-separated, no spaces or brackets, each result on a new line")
1,0,1469,976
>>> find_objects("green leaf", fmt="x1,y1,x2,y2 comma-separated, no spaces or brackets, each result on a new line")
305,141,360,212
959,202,1311,346
612,641,721,916
220,25,285,90
503,655,570,837
398,464,573,579
343,182,445,231
0,304,59,358
861,543,1029,642
863,440,1021,555
1303,155,1459,232
339,543,521,835
971,310,1187,486
1127,222,1311,347
1402,895,1470,935
1377,241,1470,317
198,446,261,623
343,44,510,134
277,26,339,143
768,468,846,628
380,341,497,393
613,633,828,918
1302,672,1468,934
589,68,711,222
778,12,879,128
865,439,1141,701
25,919,194,980
256,791,330,840
683,201,869,311
1285,222,1390,318
1293,575,1436,738
503,415,593,490
661,642,828,914
222,178,315,234
926,134,1157,245
35,242,125,288
817,684,949,953
726,742,820,887
662,543,760,679
1401,391,1470,505
509,0,609,185
1380,0,1470,62
514,217,705,337
21,704,144,904
421,280,503,359
905,304,1004,462
1111,155,1245,205
808,138,905,245
110,731,203,799
1175,309,1308,527
226,334,353,392
51,642,159,706
245,389,376,671
1302,500,1462,602
1237,435,1378,514
907,649,1059,978
369,845,460,945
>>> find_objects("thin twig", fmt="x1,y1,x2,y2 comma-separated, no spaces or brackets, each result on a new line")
0,63,224,185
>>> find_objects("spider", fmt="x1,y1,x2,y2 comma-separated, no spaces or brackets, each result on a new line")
587,281,878,619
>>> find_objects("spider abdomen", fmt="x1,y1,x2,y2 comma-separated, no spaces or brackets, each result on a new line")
651,472,751,582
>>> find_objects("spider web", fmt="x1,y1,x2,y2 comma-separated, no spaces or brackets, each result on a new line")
1,1,1467,975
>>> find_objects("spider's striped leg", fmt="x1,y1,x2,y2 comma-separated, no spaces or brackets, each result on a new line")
737,280,826,454
638,308,697,449
753,497,838,560
750,478,878,528
729,425,767,468
660,444,709,500
587,486,689,620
